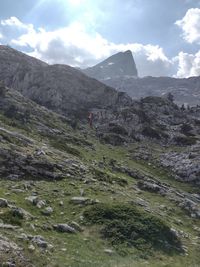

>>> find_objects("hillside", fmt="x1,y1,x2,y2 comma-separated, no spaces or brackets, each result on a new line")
0,83,200,266
0,45,123,119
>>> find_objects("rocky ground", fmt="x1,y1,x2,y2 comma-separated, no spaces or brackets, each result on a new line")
0,86,200,267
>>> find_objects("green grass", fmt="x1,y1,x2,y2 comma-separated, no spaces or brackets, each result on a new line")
1,96,200,267
83,203,182,255
90,167,128,186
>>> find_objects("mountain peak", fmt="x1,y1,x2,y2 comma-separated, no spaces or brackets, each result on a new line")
83,50,138,80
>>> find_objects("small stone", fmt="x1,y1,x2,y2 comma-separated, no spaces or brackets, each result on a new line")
18,233,28,241
0,198,8,207
42,207,53,216
0,223,19,230
70,197,100,205
80,189,85,196
31,235,48,248
104,249,114,255
48,244,54,251
25,196,38,204
36,200,46,209
69,221,83,232
59,201,64,206
28,244,35,251
174,219,183,225
70,197,90,205
3,262,16,267
11,189,25,193
30,224,36,231
12,207,32,220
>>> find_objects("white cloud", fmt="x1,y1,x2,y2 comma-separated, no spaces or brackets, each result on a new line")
1,16,31,30
0,16,192,78
175,8,200,44
68,0,86,6
174,50,200,78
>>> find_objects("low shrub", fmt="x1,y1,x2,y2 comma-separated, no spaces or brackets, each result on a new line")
180,123,194,136
90,167,128,186
108,123,128,136
173,135,197,146
101,133,126,146
0,210,23,226
50,138,82,157
142,126,161,140
84,203,182,254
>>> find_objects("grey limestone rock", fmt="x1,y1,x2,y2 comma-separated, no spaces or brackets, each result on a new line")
53,224,76,233
41,206,53,216
31,235,48,248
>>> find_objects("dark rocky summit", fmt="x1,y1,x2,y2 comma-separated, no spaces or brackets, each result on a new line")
83,50,138,80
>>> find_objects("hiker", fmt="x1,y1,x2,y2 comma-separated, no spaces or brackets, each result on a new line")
88,112,93,127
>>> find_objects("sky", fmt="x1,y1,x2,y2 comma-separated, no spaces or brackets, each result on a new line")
0,0,200,78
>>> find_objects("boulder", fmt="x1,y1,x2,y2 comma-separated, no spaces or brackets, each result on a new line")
53,224,76,233
41,206,53,216
31,235,48,248
0,198,8,207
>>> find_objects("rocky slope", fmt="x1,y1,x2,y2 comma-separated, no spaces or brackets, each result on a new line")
0,45,126,119
0,48,200,267
0,46,200,183
103,76,200,106
0,85,200,267
1,46,200,148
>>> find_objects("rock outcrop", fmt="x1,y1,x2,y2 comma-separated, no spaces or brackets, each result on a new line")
0,45,129,119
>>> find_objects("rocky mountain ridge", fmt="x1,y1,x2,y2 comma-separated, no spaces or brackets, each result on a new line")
103,75,200,106
0,45,129,119
0,46,200,147
83,50,138,80
83,51,200,106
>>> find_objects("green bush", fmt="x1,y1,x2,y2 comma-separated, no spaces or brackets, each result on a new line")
90,167,128,186
50,138,82,157
0,83,6,97
180,123,194,136
142,126,161,140
101,133,126,146
0,210,23,226
108,123,128,136
173,135,197,146
84,203,182,254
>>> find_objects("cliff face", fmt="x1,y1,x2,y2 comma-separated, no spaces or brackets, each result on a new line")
83,50,138,80
102,75,200,106
0,45,131,118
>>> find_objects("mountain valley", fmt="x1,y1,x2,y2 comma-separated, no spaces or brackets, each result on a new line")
0,46,200,267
